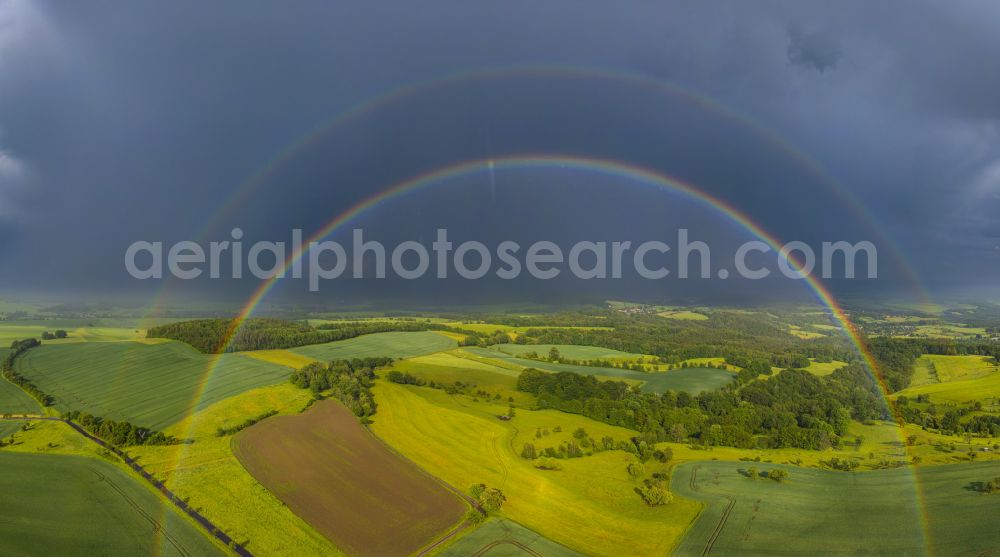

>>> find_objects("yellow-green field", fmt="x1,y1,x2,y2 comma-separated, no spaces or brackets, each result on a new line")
894,355,1000,404
0,324,145,344
803,359,848,376
788,325,825,339
370,382,698,557
243,349,320,369
656,310,709,321
128,383,342,557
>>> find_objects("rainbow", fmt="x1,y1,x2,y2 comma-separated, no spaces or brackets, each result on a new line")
163,154,931,551
143,64,931,321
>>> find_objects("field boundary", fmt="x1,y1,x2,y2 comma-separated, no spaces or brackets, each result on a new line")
360,417,481,556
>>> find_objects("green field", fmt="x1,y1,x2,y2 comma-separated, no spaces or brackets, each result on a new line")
438,518,582,557
0,375,40,415
0,420,23,439
803,359,849,377
15,341,290,429
0,323,147,344
290,331,456,361
465,348,734,394
0,452,223,556
671,460,1000,556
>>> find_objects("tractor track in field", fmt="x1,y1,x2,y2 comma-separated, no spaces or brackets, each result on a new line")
470,538,545,557
0,415,252,556
88,467,192,557
688,464,736,557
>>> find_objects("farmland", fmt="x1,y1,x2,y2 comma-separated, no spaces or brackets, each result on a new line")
671,460,1000,556
234,400,466,556
464,347,735,394
15,340,290,429
493,343,647,361
438,518,582,557
0,452,223,557
894,354,1000,405
0,322,147,345
290,331,456,361
0,375,40,414
369,380,700,557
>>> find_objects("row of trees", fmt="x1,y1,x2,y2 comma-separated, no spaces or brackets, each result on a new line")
64,410,172,446
2,338,51,406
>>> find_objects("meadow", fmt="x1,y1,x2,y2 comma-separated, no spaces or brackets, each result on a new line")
369,380,701,557
671,460,1000,556
0,321,156,345
464,347,734,394
0,452,223,557
15,340,291,429
894,354,1000,405
493,343,647,361
235,400,466,556
127,382,342,556
290,331,456,361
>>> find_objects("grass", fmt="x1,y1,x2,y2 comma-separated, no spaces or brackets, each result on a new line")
369,381,700,557
234,400,466,556
436,518,582,557
0,420,23,439
0,375,41,414
290,331,456,361
913,324,988,338
892,355,1000,405
922,354,998,382
0,451,225,557
910,357,940,387
464,348,734,394
895,372,1000,405
656,310,709,321
128,382,342,557
243,349,319,368
0,324,145,344
788,325,825,339
671,460,1000,556
802,358,848,377
15,341,290,429
493,344,645,361
385,356,535,407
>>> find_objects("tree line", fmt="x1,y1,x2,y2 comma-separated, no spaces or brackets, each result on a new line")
2,338,51,406
63,410,172,446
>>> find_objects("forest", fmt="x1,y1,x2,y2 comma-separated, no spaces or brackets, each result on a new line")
516,363,889,450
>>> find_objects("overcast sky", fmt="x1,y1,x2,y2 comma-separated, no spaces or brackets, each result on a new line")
1,0,998,305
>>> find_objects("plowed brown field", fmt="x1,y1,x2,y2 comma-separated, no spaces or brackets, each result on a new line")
234,400,465,556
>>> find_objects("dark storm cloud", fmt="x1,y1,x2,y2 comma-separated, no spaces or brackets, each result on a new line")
785,25,841,73
0,0,998,300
